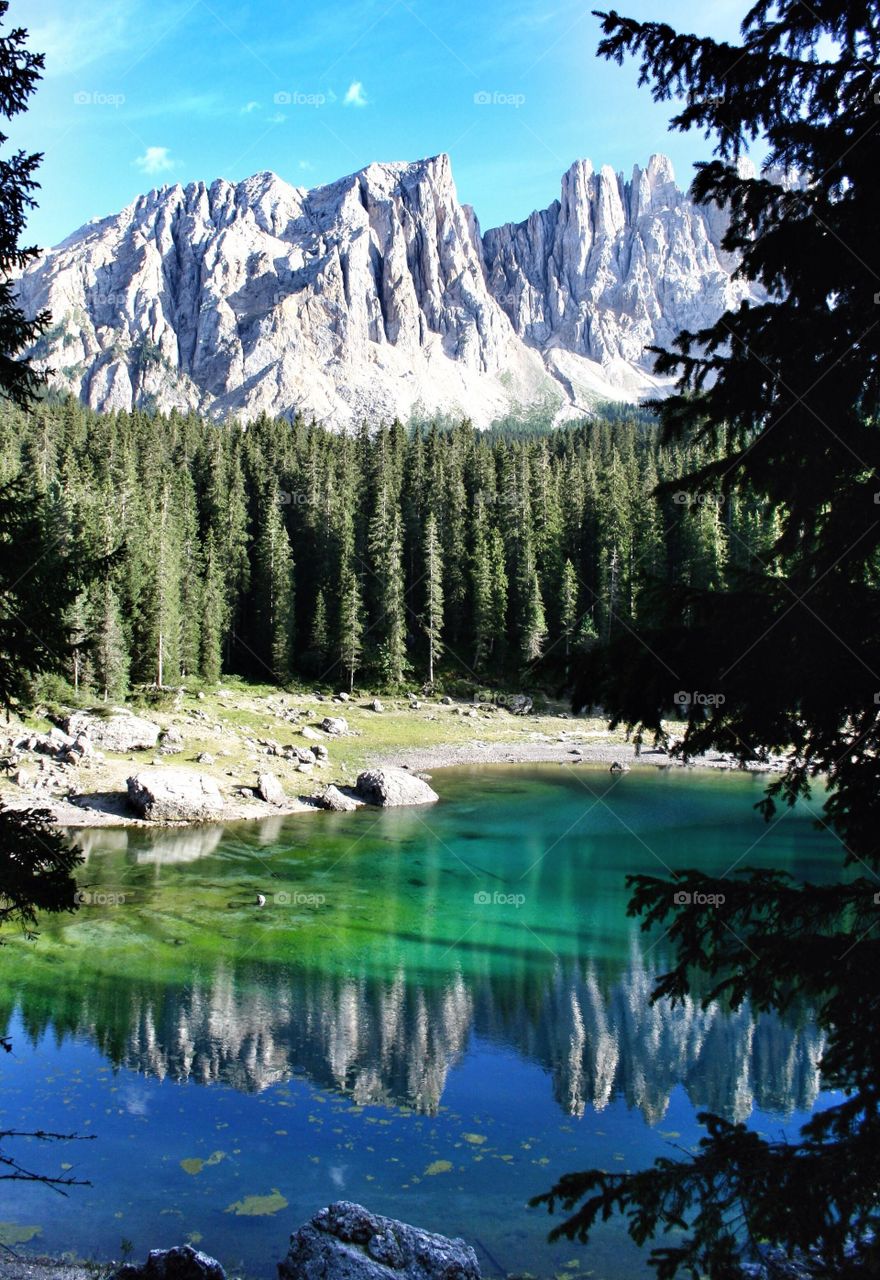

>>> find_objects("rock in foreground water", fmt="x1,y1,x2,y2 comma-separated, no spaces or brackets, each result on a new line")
111,1244,225,1280
278,1201,480,1280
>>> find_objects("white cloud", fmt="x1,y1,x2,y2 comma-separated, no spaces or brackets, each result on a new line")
241,100,261,114
134,145,176,175
343,81,368,108
268,112,286,124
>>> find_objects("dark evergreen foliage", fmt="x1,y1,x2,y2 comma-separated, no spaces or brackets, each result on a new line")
0,398,775,695
539,3,880,1276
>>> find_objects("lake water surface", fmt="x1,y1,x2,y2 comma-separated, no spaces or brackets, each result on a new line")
0,765,840,1277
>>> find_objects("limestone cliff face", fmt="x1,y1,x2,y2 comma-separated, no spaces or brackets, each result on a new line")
482,154,753,392
15,153,758,428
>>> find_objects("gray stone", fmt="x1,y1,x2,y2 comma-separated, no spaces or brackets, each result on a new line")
317,785,362,813
159,726,184,754
367,699,383,712
111,1243,225,1280
356,767,439,807
321,716,349,736
278,1201,480,1280
256,771,285,805
64,711,161,753
312,743,329,761
301,726,320,740
195,752,214,765
507,694,533,716
126,769,224,821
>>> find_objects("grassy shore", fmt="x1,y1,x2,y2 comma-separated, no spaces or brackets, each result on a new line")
0,679,744,828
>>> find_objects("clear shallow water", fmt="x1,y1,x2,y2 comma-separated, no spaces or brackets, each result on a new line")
0,765,840,1277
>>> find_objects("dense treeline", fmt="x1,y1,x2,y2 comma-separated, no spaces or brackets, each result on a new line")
0,397,779,699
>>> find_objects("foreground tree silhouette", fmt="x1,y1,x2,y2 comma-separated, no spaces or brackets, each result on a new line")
536,4,880,1277
0,5,92,1194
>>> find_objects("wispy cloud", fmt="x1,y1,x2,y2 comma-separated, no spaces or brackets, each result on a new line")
31,1,195,76
343,81,368,108
134,145,176,175
241,100,261,114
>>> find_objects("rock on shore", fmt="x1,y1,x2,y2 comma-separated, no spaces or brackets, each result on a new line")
127,768,224,821
64,710,160,752
356,767,439,807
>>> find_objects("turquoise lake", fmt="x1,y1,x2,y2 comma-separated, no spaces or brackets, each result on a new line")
0,765,840,1277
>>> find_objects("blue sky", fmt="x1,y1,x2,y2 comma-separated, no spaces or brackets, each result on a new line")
18,0,749,248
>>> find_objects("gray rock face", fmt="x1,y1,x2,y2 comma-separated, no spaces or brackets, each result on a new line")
64,711,160,752
111,1244,225,1280
482,154,758,401
256,771,285,804
127,768,224,821
17,154,760,428
277,1201,480,1280
356,768,439,807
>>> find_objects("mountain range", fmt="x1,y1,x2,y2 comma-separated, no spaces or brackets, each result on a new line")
15,152,756,428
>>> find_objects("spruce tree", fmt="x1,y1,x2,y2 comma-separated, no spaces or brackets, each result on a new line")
558,559,580,663
309,588,329,671
254,483,295,683
421,512,444,686
199,529,225,684
338,564,364,694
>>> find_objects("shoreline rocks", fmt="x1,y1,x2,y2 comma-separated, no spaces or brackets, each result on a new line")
126,768,225,822
63,711,160,753
256,771,285,805
356,767,439,807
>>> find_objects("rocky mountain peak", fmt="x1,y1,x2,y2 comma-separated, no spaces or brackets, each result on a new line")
16,151,760,428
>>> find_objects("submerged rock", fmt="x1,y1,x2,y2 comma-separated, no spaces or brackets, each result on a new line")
111,1244,225,1280
355,768,439,807
278,1201,480,1280
126,768,224,821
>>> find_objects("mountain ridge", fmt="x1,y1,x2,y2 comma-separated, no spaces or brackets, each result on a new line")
16,151,757,428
